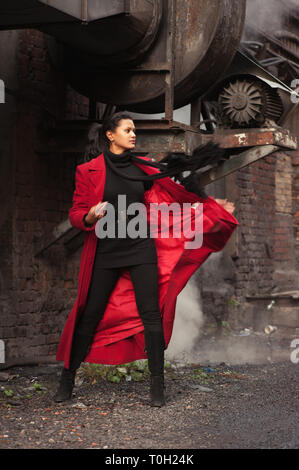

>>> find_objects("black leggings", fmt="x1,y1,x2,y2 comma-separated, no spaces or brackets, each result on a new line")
75,262,163,337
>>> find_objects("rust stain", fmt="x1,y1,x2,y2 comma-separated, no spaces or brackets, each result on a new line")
203,128,297,150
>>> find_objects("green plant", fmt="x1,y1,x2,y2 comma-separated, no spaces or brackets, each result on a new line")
227,296,240,308
190,368,211,384
221,320,233,334
79,359,173,384
3,388,14,397
33,382,43,392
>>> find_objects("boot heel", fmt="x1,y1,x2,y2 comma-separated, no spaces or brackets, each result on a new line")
53,368,75,403
150,375,165,407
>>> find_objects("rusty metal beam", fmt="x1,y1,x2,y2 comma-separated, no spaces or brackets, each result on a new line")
201,127,298,150
36,119,298,159
35,119,205,156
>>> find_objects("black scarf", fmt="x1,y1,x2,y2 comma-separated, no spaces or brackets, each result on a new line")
103,149,179,181
102,142,227,198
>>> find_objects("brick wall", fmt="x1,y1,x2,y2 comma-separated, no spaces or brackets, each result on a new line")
0,29,90,365
273,150,298,289
234,155,276,297
290,107,299,268
224,145,299,330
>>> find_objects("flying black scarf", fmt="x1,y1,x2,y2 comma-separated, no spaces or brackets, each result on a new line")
103,143,227,198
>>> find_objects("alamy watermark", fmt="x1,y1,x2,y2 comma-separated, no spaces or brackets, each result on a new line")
0,340,5,363
290,79,299,104
290,338,299,364
0,79,4,103
95,196,204,249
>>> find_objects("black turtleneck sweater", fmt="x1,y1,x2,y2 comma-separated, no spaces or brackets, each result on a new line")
94,150,157,268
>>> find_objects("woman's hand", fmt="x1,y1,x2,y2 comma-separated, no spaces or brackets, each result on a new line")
215,198,235,215
85,201,108,225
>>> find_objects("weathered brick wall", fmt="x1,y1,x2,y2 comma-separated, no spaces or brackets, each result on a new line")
235,155,276,297
225,145,298,330
290,108,299,269
0,103,14,359
273,150,297,289
0,29,90,365
200,147,297,332
0,30,18,364
223,147,297,330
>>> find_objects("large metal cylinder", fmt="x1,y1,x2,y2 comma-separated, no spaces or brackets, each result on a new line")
53,0,246,113
0,0,246,114
42,0,163,67
0,0,163,67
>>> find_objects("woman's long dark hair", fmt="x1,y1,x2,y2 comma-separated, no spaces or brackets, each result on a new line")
83,112,133,162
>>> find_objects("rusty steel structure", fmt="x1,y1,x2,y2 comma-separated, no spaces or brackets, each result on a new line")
0,0,298,256
0,1,296,136
242,0,299,82
0,0,246,117
199,50,296,130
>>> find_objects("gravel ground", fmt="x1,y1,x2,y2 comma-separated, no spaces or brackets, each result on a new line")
0,356,298,450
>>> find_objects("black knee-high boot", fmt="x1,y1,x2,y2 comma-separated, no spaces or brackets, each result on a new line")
53,330,93,403
144,329,166,407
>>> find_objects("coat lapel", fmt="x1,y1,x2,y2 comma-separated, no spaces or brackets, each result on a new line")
87,154,106,206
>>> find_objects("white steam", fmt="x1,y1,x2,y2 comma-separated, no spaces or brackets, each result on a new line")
165,278,204,363
164,250,287,366
244,0,288,34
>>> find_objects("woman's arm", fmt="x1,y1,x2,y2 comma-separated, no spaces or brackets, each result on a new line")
214,199,235,215
210,199,235,232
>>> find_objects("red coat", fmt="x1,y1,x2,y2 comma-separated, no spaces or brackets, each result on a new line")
56,153,239,368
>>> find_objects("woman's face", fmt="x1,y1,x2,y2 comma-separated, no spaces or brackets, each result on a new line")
106,119,136,153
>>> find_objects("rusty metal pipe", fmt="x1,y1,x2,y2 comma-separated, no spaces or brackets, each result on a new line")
81,0,88,23
0,0,247,114
57,0,246,113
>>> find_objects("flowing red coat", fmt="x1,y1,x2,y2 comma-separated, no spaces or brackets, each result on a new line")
56,153,239,368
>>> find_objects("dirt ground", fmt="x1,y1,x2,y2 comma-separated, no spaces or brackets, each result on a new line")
0,332,298,452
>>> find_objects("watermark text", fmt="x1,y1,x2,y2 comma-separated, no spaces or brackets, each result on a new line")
0,79,4,103
291,79,299,104
0,340,5,363
94,196,204,249
290,338,299,364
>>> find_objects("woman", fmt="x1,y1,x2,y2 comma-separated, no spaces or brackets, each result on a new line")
54,112,238,406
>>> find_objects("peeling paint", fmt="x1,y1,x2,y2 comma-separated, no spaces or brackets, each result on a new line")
236,133,247,145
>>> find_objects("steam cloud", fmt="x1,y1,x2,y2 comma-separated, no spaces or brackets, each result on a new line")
165,278,204,363
164,249,283,366
244,0,289,35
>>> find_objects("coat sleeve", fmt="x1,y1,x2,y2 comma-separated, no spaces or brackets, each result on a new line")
69,165,96,232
